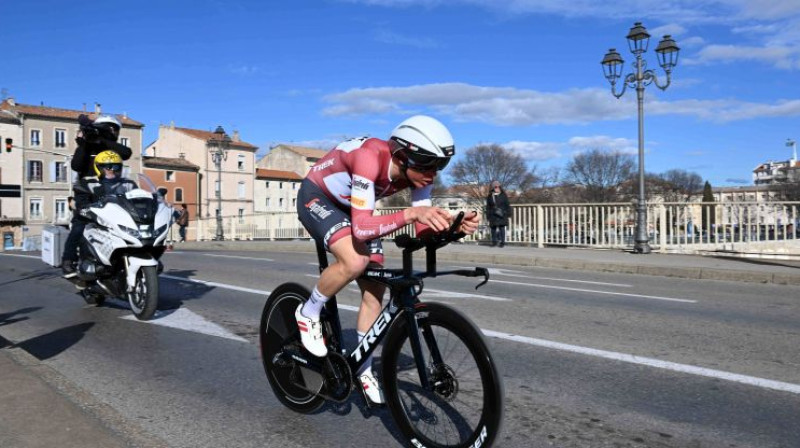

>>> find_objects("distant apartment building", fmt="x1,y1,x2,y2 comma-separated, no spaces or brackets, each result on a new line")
144,123,257,221
255,144,328,214
0,98,144,240
254,169,302,213
0,110,24,249
143,155,200,240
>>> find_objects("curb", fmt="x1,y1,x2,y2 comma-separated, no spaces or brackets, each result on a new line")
174,241,800,286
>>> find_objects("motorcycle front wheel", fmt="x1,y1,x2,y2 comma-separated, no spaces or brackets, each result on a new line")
127,265,159,320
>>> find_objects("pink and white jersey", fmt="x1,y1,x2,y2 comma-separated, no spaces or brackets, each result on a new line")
306,137,433,242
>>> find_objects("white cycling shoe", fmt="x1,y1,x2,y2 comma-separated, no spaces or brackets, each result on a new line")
295,304,328,357
359,372,385,405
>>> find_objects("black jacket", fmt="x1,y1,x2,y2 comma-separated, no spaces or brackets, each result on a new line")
70,115,132,178
486,189,511,227
71,139,132,178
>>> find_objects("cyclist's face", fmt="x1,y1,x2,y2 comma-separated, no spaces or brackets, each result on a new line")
406,165,436,188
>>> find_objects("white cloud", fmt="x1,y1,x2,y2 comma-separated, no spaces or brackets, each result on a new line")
686,44,800,69
500,140,562,160
323,82,800,125
568,135,637,154
650,23,687,37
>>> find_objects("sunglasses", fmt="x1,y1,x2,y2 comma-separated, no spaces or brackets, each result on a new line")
406,154,451,171
99,163,122,172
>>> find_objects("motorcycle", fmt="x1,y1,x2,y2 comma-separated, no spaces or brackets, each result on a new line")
72,174,172,320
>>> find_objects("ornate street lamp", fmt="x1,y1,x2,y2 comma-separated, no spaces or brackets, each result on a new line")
210,125,231,240
602,22,680,254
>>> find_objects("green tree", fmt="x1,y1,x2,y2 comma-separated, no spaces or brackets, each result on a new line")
701,180,716,232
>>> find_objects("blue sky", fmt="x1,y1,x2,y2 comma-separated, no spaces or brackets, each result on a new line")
3,0,799,186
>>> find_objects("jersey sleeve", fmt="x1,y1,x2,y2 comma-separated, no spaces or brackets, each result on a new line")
348,146,408,242
411,183,435,236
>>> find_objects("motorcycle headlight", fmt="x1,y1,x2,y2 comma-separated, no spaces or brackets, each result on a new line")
118,224,141,239
138,224,153,238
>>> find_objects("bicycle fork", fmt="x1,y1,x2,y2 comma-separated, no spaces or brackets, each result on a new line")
404,300,445,392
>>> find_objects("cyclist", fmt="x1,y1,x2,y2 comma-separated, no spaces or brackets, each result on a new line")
295,115,480,404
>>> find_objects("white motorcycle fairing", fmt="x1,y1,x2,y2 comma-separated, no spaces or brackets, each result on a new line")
125,256,159,293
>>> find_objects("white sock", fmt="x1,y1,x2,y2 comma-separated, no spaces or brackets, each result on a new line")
356,331,374,377
301,286,329,320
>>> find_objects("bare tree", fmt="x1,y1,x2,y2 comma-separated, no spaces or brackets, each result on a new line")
565,148,635,202
658,169,704,202
449,144,539,205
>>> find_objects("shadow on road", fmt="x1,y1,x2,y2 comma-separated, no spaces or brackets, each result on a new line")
711,256,800,270
16,322,95,361
155,269,215,312
0,269,61,287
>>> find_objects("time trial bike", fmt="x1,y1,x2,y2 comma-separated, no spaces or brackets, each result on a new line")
259,212,504,448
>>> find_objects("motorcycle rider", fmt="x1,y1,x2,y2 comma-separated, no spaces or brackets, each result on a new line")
62,114,132,276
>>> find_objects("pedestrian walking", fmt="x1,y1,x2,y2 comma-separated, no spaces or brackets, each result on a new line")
176,204,189,242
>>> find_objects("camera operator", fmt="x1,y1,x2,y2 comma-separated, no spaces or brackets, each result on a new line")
61,114,132,276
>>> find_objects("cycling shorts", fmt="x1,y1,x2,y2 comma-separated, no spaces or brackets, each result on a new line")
297,179,384,264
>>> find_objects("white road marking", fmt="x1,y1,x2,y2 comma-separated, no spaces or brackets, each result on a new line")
121,307,247,342
489,278,696,303
304,274,510,302
161,275,272,296
104,272,799,395
202,254,274,262
482,329,800,395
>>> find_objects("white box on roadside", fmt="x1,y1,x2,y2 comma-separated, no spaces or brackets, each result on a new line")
41,225,68,267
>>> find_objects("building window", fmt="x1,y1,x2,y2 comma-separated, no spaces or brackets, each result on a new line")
29,198,43,219
279,182,283,189
238,155,245,171
215,180,221,198
55,198,67,221
166,171,175,182
265,181,269,188
30,129,41,147
266,198,271,208
28,160,43,182
175,188,183,202
279,198,284,208
292,198,296,207
238,181,246,199
292,182,296,190
238,208,245,224
120,137,130,147
54,161,68,183
55,129,67,148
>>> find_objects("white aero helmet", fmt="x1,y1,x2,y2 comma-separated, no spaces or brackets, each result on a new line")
389,115,455,171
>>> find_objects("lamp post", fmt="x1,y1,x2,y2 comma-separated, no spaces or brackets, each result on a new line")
210,125,231,241
788,138,797,162
602,22,679,254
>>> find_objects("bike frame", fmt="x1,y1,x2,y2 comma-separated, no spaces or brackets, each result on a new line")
315,236,488,391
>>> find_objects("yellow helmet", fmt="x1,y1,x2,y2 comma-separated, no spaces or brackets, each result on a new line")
93,150,123,177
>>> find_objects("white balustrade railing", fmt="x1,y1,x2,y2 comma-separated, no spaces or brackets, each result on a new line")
188,201,800,255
